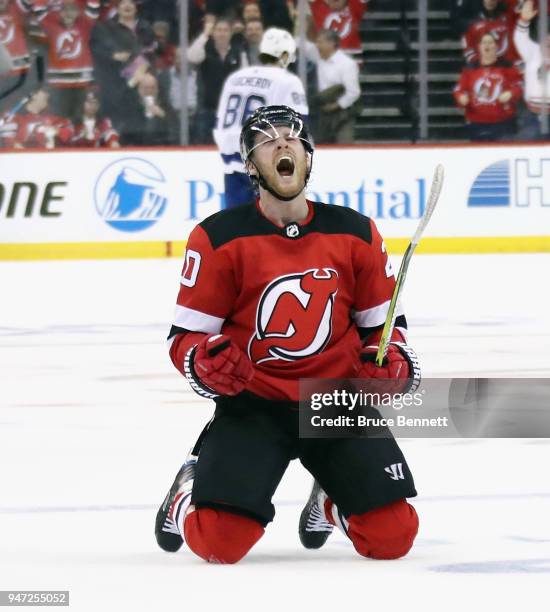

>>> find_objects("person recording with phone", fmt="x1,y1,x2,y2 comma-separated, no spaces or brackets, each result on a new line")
119,72,170,145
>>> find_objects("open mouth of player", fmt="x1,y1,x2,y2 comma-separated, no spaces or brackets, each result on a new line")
276,156,295,177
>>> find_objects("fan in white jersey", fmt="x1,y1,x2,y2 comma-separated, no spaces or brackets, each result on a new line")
214,27,309,209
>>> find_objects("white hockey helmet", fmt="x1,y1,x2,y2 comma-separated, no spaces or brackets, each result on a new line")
259,28,296,68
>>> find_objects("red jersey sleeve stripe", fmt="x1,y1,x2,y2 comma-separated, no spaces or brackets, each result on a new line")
174,305,224,334
395,326,408,343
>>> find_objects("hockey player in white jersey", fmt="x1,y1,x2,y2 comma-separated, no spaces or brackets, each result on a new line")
214,27,309,209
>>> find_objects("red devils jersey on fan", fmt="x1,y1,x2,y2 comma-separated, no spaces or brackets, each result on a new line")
0,0,32,76
71,117,119,147
310,0,368,55
168,201,407,401
32,0,88,11
37,7,97,88
462,13,520,65
504,0,550,16
453,62,522,123
4,111,74,148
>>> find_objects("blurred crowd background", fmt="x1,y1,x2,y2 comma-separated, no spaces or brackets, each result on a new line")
0,0,548,149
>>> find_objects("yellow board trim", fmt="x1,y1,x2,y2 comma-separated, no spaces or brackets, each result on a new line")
0,241,189,261
1,236,550,261
386,236,550,254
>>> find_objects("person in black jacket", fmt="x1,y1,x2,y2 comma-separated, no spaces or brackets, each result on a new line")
119,72,171,145
187,15,241,143
90,0,155,129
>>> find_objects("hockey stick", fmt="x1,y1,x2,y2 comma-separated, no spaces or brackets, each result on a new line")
0,53,44,124
375,163,444,367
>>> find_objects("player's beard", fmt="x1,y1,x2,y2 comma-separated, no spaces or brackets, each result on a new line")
259,155,308,201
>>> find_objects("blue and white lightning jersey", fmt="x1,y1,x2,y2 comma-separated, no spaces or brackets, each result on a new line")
214,65,308,175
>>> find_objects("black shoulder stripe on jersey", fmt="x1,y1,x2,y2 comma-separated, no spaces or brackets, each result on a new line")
167,324,189,341
199,202,373,250
309,203,373,244
358,314,408,341
200,204,276,250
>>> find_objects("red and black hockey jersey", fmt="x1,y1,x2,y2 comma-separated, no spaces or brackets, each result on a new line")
168,200,407,401
35,2,98,88
3,110,73,148
462,12,520,66
0,0,32,76
309,0,368,55
453,61,522,123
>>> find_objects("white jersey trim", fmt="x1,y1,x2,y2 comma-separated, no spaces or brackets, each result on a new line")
174,305,224,334
223,159,246,174
353,299,405,329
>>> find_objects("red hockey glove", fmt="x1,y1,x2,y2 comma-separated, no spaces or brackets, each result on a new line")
185,334,254,398
359,343,421,395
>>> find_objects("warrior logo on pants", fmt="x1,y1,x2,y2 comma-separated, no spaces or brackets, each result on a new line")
248,268,338,365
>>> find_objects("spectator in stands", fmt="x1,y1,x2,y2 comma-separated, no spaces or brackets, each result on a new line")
454,32,522,141
304,28,361,143
243,1,262,23
236,17,264,66
34,0,98,122
186,1,207,39
514,0,550,139
201,0,241,20
119,72,170,144
2,87,74,148
0,0,33,105
226,2,261,37
259,0,293,31
90,0,155,130
309,0,367,56
97,0,161,22
71,87,120,146
462,0,520,66
158,46,198,143
152,19,176,70
187,15,241,143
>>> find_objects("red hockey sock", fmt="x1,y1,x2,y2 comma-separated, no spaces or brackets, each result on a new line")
324,498,336,526
183,507,264,564
347,499,419,560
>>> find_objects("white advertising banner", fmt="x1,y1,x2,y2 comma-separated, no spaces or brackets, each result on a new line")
0,144,549,247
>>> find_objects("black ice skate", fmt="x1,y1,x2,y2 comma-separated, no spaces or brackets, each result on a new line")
299,479,334,549
155,451,197,552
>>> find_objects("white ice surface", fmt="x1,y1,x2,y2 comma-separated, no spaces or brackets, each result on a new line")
0,254,549,612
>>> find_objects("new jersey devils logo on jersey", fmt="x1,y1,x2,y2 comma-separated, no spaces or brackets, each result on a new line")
323,11,352,40
248,268,338,365
474,73,504,104
56,31,82,60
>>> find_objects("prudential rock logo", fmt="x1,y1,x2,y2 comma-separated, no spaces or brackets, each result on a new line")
468,158,550,207
94,157,168,232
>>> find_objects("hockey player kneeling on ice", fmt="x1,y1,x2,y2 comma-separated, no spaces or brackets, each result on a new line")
155,105,420,564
